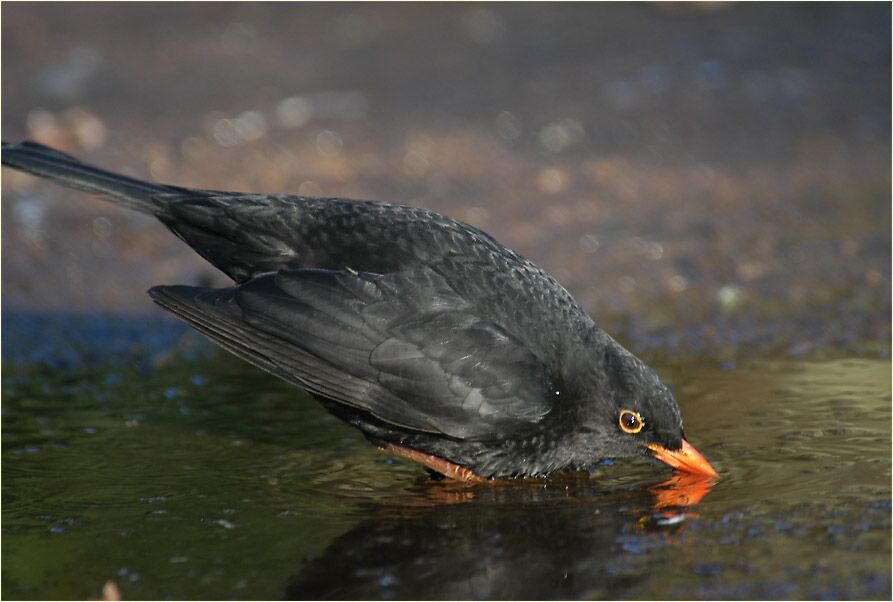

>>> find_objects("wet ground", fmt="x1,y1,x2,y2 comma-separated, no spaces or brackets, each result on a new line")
2,3,891,600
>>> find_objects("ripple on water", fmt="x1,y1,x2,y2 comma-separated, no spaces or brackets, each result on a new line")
663,358,892,511
2,353,890,600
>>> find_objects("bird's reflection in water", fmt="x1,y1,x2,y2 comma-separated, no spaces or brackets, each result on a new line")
650,472,714,508
287,472,716,599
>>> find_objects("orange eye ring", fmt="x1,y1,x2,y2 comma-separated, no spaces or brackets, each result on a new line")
619,409,645,434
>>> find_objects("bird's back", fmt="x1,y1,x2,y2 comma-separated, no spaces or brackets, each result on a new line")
161,192,591,368
1,140,590,371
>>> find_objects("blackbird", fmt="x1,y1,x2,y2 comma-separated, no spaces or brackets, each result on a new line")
2,140,717,480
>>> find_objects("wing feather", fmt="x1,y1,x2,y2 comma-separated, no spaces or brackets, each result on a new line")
150,267,555,439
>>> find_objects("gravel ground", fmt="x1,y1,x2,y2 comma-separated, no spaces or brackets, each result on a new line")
2,3,890,358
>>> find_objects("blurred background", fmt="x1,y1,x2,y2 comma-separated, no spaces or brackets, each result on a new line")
2,5,891,600
2,3,890,358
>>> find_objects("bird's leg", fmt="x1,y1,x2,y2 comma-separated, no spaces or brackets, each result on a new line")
379,442,487,484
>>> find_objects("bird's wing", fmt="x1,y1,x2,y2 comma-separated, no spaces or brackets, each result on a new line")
149,267,556,439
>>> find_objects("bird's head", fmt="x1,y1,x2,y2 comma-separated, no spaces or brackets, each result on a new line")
574,336,718,478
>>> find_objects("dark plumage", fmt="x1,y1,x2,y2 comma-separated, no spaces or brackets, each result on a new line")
2,140,717,479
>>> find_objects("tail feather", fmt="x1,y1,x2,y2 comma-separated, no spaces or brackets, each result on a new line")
2,140,176,215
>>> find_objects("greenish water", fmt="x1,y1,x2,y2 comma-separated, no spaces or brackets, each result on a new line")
2,323,890,599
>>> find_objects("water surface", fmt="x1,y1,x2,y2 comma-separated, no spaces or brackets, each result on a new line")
2,317,889,599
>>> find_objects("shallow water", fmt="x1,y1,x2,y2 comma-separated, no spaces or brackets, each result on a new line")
2,317,890,600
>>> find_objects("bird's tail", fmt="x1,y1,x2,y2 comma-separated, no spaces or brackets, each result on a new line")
1,140,177,215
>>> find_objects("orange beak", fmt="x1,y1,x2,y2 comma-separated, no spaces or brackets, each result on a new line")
646,438,719,478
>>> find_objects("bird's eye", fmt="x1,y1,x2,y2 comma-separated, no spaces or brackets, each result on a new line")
618,409,645,434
